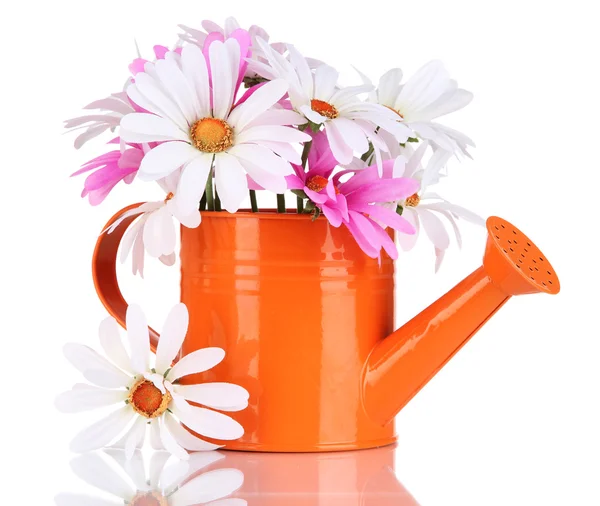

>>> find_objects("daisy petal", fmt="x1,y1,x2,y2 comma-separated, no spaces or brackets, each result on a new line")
155,303,189,373
167,348,225,382
176,154,213,216
63,343,131,386
124,416,147,459
214,153,248,213
55,384,125,413
98,317,132,373
84,369,133,389
175,383,249,412
143,207,175,258
159,416,190,460
70,406,136,453
173,405,244,440
325,122,353,164
209,41,234,119
120,113,189,142
138,142,200,182
169,469,244,506
228,79,288,131
131,73,188,130
419,208,450,249
150,419,164,450
69,453,133,500
125,304,150,374
164,412,222,451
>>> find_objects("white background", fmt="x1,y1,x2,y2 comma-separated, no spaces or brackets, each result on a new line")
1,1,599,504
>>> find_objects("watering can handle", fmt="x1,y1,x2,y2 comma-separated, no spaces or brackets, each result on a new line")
91,203,160,351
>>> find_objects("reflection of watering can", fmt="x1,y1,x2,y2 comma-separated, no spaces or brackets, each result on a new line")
93,209,560,452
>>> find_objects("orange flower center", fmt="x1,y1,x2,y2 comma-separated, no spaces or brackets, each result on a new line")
310,99,339,120
190,118,234,153
128,379,172,418
404,193,420,207
164,192,174,203
306,175,329,192
131,491,168,506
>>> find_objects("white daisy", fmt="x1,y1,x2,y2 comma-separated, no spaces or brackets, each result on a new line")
364,61,474,156
120,38,309,214
104,170,199,277
393,142,484,270
249,39,411,167
56,303,249,460
55,450,246,506
65,91,134,148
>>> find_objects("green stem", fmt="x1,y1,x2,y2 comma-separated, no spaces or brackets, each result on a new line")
250,190,258,213
205,175,214,211
214,188,222,212
277,194,286,213
297,139,312,214
199,194,207,211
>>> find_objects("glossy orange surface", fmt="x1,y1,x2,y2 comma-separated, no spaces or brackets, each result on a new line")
92,208,560,452
205,445,421,505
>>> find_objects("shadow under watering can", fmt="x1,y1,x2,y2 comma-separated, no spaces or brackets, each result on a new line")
93,208,560,452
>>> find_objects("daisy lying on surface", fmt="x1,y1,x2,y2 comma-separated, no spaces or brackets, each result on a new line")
56,303,249,460
65,15,481,272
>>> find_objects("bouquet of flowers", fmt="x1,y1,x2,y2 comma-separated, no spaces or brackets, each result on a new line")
66,16,481,273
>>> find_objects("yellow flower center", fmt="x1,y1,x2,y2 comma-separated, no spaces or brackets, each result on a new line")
164,192,174,204
190,118,234,153
404,193,421,207
310,99,339,120
130,491,168,506
128,379,172,418
306,175,329,192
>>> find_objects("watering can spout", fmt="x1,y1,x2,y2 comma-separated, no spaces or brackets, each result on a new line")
363,216,560,426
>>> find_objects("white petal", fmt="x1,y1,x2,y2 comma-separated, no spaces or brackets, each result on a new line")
175,154,213,216
170,469,244,506
181,44,210,118
55,384,125,413
110,419,147,454
98,317,132,373
314,65,339,101
155,303,189,374
419,208,450,250
235,125,311,145
120,113,189,142
288,45,313,99
210,41,235,119
148,450,170,489
164,412,222,451
324,121,353,164
150,419,164,450
138,142,200,182
70,406,136,453
258,141,302,164
154,58,198,125
331,117,369,155
125,304,150,374
214,153,248,213
84,369,131,389
143,207,175,258
397,208,420,251
63,343,131,386
228,143,293,175
124,416,147,459
131,72,189,130
239,158,287,194
227,79,289,131
245,109,307,128
377,68,404,106
159,416,190,460
299,104,328,124
173,405,244,441
175,383,249,412
167,348,226,382
69,453,134,500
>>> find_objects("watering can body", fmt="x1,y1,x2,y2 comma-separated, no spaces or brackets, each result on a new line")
93,208,559,452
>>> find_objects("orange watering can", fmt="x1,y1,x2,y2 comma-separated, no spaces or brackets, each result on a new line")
93,208,560,452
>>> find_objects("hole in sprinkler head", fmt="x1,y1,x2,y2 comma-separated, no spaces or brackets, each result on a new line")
549,280,553,285
521,253,525,258
495,225,499,230
533,259,537,263
501,224,505,229
519,258,523,263
527,242,531,247
535,267,539,271
513,230,517,235
530,276,535,280
529,267,533,271
510,247,514,252
547,270,552,275
540,257,545,262
516,264,521,269
524,248,529,253
503,249,507,253
495,235,500,239
542,281,547,286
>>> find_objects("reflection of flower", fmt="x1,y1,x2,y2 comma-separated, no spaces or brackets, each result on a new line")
56,304,248,459
55,450,246,506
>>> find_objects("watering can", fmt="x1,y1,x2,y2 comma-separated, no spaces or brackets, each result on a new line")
93,208,560,452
